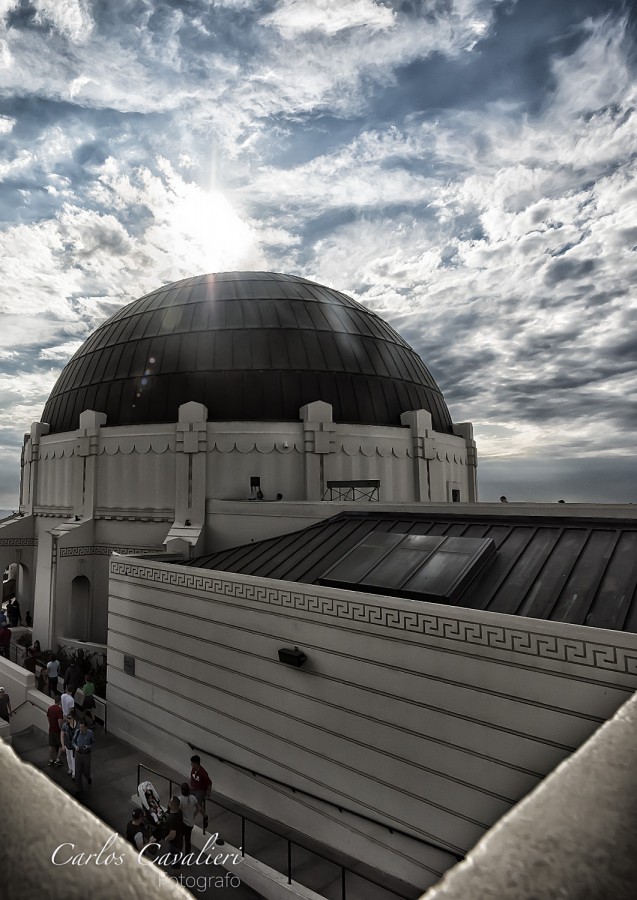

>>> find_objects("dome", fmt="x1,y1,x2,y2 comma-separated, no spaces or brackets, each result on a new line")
41,272,453,434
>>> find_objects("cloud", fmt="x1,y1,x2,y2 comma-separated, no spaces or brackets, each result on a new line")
32,0,94,43
0,1,635,506
264,0,395,37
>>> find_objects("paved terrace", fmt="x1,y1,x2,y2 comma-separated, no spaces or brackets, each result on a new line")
10,724,420,900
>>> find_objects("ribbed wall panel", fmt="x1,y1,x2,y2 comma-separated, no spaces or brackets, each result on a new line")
107,560,637,876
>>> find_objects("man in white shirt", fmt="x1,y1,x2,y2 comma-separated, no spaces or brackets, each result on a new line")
178,783,199,854
46,656,60,697
61,686,75,717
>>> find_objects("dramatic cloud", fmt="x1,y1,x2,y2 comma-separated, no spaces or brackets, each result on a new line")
0,0,635,506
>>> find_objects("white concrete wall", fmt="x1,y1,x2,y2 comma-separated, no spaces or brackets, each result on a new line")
35,454,74,511
30,413,474,515
106,558,637,892
204,499,351,551
427,433,473,503
0,657,51,737
24,514,168,648
96,447,176,513
15,404,474,653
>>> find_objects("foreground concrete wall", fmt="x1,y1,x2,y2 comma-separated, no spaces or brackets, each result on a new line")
106,559,637,891
0,736,190,900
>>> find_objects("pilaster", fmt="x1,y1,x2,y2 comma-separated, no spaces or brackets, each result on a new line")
174,402,208,527
300,401,335,500
25,422,50,514
400,409,435,502
453,422,478,502
75,410,107,519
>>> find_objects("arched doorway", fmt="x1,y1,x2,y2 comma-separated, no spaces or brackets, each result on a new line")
67,575,91,641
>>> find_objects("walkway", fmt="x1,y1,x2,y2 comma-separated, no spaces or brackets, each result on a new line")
12,725,420,900
12,726,260,900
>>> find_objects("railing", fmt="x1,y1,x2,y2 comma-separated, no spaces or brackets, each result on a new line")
137,763,421,900
190,741,463,863
8,642,27,666
323,480,380,502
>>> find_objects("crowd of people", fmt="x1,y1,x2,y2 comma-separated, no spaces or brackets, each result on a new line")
1,596,220,872
46,691,96,796
126,755,213,867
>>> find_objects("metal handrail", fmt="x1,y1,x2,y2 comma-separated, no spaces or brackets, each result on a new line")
136,762,419,900
188,741,464,862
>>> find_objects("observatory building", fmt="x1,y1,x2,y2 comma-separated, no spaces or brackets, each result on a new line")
2,272,637,895
3,271,477,650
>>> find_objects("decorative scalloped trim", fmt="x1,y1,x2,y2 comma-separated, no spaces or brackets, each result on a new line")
209,439,303,454
99,441,173,455
334,440,409,458
39,447,75,460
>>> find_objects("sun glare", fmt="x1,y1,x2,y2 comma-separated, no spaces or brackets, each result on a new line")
166,182,260,272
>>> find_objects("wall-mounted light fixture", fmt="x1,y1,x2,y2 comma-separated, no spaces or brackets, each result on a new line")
278,646,307,667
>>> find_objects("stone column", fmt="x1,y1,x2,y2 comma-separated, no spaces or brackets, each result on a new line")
299,401,335,501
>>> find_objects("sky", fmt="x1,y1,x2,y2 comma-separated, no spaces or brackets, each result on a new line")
0,0,636,507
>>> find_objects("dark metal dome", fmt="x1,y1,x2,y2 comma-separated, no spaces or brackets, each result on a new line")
41,272,453,434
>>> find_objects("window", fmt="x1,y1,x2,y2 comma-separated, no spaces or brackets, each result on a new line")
320,531,495,603
250,476,262,500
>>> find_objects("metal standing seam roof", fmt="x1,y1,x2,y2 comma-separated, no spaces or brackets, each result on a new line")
41,271,453,435
187,511,637,633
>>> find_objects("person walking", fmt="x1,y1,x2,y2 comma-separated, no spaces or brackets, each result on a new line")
177,783,198,854
8,598,22,627
160,797,184,869
189,755,212,830
61,686,75,718
64,659,83,696
46,694,64,767
0,687,12,723
46,655,60,697
81,672,96,725
126,809,148,851
61,709,79,778
24,639,41,674
73,720,95,795
0,622,11,658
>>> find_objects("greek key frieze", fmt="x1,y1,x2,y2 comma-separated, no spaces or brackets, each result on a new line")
60,545,163,558
109,562,637,675
0,538,38,547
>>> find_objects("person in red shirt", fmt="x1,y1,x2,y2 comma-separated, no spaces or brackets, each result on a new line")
46,694,64,767
189,755,212,830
